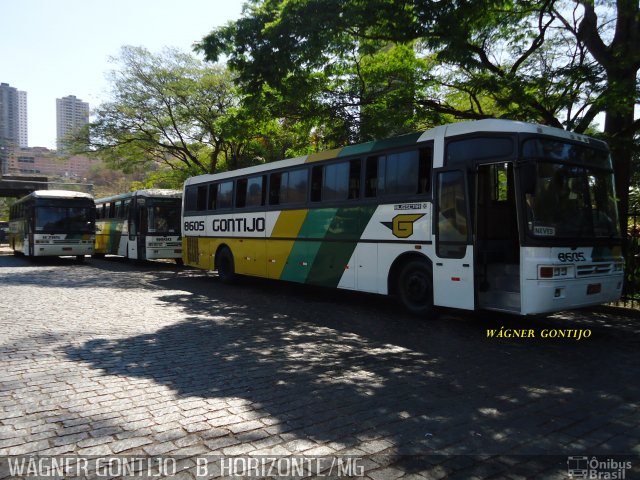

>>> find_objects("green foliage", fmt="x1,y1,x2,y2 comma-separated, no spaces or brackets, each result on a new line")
0,197,15,221
199,2,446,147
72,46,254,178
199,0,639,236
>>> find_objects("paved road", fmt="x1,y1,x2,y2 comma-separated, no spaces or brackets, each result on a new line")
0,247,638,479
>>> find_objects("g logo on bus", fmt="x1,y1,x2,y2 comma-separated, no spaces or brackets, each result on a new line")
382,214,425,238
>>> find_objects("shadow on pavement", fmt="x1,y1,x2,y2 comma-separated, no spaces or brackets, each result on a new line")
63,270,640,459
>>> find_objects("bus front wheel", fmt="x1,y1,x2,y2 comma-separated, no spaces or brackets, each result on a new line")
216,247,236,283
396,259,434,316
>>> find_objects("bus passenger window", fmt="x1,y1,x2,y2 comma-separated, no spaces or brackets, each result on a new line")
349,159,361,199
246,176,265,207
217,181,233,209
418,148,432,194
208,184,217,210
184,186,198,211
323,162,349,202
269,172,282,205
196,185,207,211
311,166,323,202
365,157,379,197
383,150,420,195
270,169,308,205
236,179,248,208
320,160,360,201
285,169,308,204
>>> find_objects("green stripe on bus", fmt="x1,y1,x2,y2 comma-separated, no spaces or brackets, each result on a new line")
338,132,424,158
306,206,378,287
279,209,338,283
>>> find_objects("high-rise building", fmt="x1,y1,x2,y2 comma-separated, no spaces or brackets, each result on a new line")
0,82,28,174
56,95,89,151
18,90,28,148
0,82,28,147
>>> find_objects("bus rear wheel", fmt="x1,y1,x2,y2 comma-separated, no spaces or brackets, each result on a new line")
396,259,434,316
216,247,236,283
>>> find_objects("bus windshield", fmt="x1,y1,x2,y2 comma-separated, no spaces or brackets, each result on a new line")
36,206,95,233
522,139,620,239
147,201,180,234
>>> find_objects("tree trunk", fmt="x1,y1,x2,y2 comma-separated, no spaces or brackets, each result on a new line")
603,69,636,243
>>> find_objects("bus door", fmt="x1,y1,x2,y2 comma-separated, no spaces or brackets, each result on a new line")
128,197,147,260
475,162,521,312
137,198,148,260
433,169,475,309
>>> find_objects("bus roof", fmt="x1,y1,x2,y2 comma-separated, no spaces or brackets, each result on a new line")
18,190,94,201
95,189,182,204
184,118,605,186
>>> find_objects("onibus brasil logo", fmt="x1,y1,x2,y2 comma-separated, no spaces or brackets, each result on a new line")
567,456,632,479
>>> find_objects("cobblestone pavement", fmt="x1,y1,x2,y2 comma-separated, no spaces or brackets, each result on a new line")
0,246,639,479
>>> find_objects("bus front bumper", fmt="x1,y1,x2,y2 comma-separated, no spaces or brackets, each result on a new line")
521,274,624,315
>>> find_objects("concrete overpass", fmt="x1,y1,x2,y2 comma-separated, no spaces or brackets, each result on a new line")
0,176,49,197
0,176,93,198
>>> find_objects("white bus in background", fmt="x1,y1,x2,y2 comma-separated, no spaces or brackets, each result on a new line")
9,190,96,262
181,119,624,316
94,189,182,263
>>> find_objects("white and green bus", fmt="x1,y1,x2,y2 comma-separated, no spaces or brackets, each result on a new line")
181,119,624,315
94,189,183,263
9,190,96,262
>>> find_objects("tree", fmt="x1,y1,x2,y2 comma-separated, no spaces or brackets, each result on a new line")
199,2,443,146
199,0,639,237
76,46,245,179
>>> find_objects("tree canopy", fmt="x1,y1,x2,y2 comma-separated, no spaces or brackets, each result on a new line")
76,46,300,184
199,0,639,235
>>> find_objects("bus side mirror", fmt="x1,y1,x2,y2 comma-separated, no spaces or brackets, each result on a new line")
520,163,537,194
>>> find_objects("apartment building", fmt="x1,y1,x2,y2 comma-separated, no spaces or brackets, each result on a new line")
6,146,99,179
0,82,28,148
56,95,89,151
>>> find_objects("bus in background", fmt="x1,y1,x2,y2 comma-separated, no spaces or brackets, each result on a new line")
181,119,623,316
94,189,182,263
9,190,95,262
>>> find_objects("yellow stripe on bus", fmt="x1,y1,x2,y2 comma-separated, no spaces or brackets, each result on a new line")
305,148,343,163
267,210,308,279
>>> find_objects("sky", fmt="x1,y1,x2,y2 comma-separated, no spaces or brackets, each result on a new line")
1,0,245,149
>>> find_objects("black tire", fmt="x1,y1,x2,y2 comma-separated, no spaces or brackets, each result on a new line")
396,259,434,316
76,255,85,263
175,258,184,266
216,247,236,283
